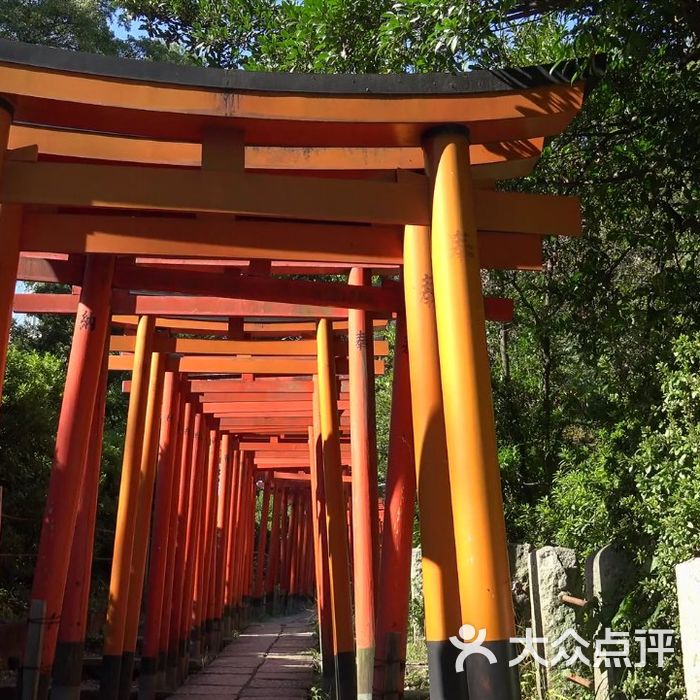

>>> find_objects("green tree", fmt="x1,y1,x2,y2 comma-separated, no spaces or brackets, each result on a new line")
0,0,120,53
0,345,64,587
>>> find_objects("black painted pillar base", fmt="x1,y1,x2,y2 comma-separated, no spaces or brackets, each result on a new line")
118,650,135,700
138,655,158,700
36,672,51,700
427,640,469,700
51,640,85,700
220,606,230,639
321,653,335,692
211,618,222,654
251,597,264,619
334,651,357,700
165,644,178,690
100,653,123,700
242,596,252,626
202,619,212,659
155,650,167,691
176,638,188,685
465,641,520,700
189,625,202,667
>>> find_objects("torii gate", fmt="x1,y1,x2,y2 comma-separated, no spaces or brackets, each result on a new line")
0,38,594,700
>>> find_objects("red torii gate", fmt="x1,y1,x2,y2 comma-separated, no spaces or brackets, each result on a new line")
0,38,595,700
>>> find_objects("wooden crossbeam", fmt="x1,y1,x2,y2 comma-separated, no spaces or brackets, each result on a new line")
0,58,584,145
215,415,348,428
272,472,352,485
201,400,349,413
240,442,322,451
131,260,397,275
13,293,379,319
10,176,579,242
21,212,402,264
189,379,316,394
14,292,513,323
108,355,384,375
114,264,402,312
109,336,389,357
19,215,549,271
15,255,84,286
220,424,348,432
212,411,321,419
110,317,389,338
3,161,429,225
196,392,349,403
8,124,545,173
15,256,402,311
12,254,399,281
121,378,321,395
254,450,350,461
212,412,320,419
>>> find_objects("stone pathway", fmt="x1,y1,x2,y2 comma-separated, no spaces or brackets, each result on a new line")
170,613,316,699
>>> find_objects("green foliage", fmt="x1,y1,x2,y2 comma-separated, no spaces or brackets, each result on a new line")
0,345,64,584
374,320,395,486
0,0,120,52
119,0,279,67
531,334,700,697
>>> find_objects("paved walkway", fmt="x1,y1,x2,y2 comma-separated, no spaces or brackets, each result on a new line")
170,613,316,699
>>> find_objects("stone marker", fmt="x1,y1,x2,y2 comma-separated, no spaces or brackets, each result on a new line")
586,543,635,699
528,546,580,698
676,558,700,700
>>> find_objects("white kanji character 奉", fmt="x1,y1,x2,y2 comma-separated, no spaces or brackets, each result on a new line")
449,624,498,672
595,630,632,668
549,629,591,668
510,628,549,668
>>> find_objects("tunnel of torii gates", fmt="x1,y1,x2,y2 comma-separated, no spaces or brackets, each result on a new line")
0,38,597,700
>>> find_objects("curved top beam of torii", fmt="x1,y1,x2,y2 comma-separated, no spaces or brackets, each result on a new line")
0,39,598,147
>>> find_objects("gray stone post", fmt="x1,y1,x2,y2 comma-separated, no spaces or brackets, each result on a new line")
676,557,700,700
585,543,635,700
528,546,579,698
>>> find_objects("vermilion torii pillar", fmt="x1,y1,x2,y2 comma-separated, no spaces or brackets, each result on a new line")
52,343,109,700
403,224,466,700
121,351,167,699
166,398,195,689
309,411,334,687
348,267,380,700
425,126,519,698
213,433,233,650
140,370,182,700
23,255,115,700
374,314,416,698
194,427,220,661
226,448,244,625
101,315,155,700
178,410,206,679
316,320,356,699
